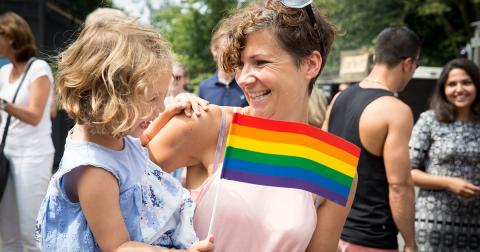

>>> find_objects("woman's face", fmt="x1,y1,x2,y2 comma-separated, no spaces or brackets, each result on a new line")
235,29,313,121
444,68,477,111
129,69,170,138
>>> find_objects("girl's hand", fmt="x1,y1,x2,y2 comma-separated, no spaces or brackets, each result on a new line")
187,235,214,252
447,177,480,198
174,93,209,117
140,95,208,146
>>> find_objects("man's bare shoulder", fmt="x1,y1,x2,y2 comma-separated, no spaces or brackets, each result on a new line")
364,96,412,122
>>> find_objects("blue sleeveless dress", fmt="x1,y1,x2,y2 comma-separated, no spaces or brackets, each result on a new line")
36,131,197,251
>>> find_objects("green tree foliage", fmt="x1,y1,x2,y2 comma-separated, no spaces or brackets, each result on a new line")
152,0,237,91
315,0,480,69
151,0,479,85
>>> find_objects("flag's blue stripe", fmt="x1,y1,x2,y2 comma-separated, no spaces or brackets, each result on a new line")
222,157,350,197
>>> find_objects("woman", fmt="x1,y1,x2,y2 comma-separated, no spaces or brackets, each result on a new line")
143,1,357,251
409,58,480,251
0,12,54,251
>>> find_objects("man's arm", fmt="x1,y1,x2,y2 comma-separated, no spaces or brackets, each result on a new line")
383,101,416,251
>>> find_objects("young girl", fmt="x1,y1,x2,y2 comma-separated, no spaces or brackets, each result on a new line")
35,18,214,251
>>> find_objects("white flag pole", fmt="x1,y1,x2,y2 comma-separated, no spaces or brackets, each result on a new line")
207,176,222,235
207,107,229,236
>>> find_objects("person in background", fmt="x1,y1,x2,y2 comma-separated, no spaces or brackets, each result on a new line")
165,63,191,105
0,11,54,252
323,26,419,252
165,63,194,183
409,58,480,252
85,7,126,25
198,22,248,107
176,64,192,93
338,82,351,92
308,86,328,128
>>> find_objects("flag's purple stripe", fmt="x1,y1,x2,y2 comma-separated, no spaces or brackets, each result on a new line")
222,169,348,206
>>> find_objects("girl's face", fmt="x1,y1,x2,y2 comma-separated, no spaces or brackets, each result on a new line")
235,29,314,122
444,68,477,112
129,70,171,138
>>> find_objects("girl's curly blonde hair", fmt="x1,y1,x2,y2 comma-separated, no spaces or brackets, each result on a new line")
57,18,173,138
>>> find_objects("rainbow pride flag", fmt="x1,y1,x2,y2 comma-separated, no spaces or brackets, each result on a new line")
220,113,360,206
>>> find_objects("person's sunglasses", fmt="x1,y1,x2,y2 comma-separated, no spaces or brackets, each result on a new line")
173,75,182,81
402,56,420,69
280,0,323,55
413,56,420,68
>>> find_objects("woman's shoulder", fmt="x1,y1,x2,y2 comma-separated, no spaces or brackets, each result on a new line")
418,110,437,122
28,58,53,82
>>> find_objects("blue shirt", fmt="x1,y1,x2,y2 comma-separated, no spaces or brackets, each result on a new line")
36,132,197,251
198,73,248,107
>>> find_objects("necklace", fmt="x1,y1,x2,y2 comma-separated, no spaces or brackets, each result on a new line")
364,78,383,85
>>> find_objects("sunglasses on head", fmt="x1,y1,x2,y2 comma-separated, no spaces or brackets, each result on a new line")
280,0,324,55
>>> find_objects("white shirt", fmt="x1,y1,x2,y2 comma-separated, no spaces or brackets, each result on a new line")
0,59,55,155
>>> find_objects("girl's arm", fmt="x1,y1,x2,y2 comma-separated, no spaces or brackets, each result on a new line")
76,166,215,252
306,175,357,252
145,106,223,173
3,75,51,125
141,95,209,146
76,166,130,251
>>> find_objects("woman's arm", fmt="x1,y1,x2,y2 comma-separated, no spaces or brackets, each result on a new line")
411,169,480,198
306,175,357,252
3,75,51,125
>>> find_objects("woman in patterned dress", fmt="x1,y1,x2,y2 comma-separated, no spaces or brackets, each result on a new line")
409,58,480,252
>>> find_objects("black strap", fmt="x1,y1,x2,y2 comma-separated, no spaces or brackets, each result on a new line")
1,57,37,149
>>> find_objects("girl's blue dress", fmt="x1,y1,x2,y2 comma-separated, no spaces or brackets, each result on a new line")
36,132,197,251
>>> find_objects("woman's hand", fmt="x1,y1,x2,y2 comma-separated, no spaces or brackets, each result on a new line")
187,235,214,252
174,93,209,117
446,177,480,198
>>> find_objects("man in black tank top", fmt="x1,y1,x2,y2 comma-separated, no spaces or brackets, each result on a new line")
323,26,420,252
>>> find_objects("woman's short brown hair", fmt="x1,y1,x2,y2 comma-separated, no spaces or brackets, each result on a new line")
221,0,337,94
57,18,173,138
0,11,37,62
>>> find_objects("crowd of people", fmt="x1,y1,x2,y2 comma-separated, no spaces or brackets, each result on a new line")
0,0,478,251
